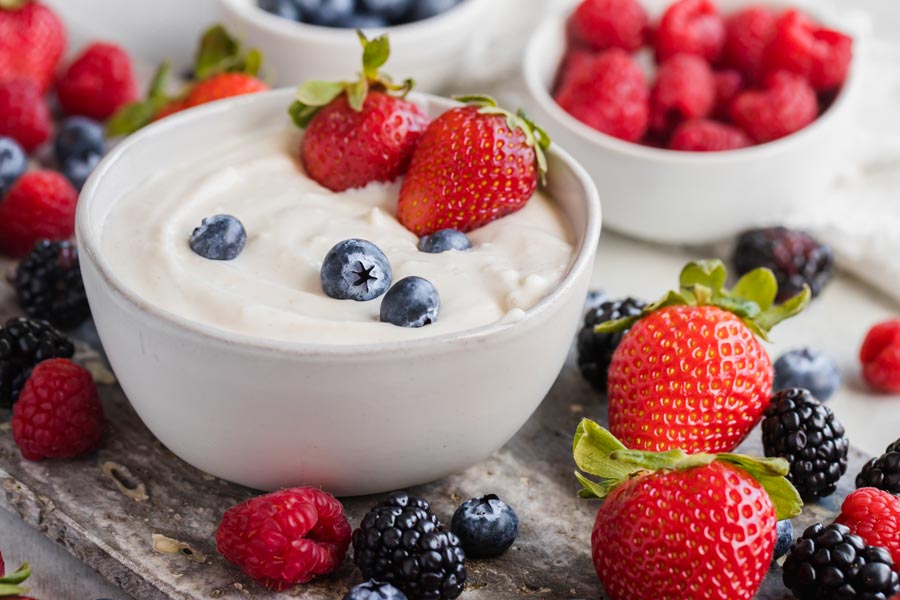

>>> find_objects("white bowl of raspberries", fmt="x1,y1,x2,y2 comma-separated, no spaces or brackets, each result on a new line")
522,0,862,245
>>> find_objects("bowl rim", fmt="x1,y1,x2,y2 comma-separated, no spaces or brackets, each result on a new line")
77,88,602,358
522,6,862,165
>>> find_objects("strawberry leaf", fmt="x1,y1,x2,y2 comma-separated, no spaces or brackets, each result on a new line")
610,448,694,471
295,80,346,107
755,285,811,333
680,260,727,297
575,471,616,500
0,563,30,585
194,25,241,79
573,420,640,481
360,31,390,79
756,474,804,520
106,62,173,137
731,268,778,312
347,78,368,112
0,584,29,595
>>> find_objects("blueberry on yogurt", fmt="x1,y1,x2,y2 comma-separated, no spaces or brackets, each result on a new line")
417,229,471,254
189,214,247,261
379,276,440,328
321,238,392,301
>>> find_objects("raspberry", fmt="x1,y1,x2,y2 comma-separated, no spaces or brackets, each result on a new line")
216,487,351,591
713,69,744,120
723,5,778,82
0,171,78,258
763,9,853,91
654,0,726,63
554,48,649,142
11,359,104,461
56,42,138,120
836,487,900,568
569,0,648,52
0,79,51,153
860,320,900,393
649,54,715,134
669,119,752,151
730,70,817,143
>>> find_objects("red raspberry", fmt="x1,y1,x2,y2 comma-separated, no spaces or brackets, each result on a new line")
0,1,66,93
569,0,648,52
650,53,715,134
56,42,138,120
12,359,104,461
669,118,752,151
216,487,351,591
0,79,51,153
713,69,744,120
723,5,778,82
554,48,649,142
655,0,726,63
730,70,817,143
762,9,852,91
860,319,900,393
0,171,78,258
835,487,900,568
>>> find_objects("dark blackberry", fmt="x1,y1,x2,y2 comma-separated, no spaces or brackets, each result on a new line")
352,491,466,600
783,523,900,600
0,317,75,409
857,438,900,496
761,388,849,499
576,297,646,392
733,226,834,302
14,240,90,330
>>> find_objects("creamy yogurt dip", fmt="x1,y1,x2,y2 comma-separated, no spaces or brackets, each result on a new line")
102,128,575,345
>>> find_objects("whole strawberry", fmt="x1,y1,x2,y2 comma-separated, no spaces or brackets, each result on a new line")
0,79,51,153
0,171,78,257
835,487,900,568
291,33,428,193
601,260,809,454
397,96,549,236
12,358,104,461
0,0,65,92
183,72,268,109
573,420,802,600
56,42,138,120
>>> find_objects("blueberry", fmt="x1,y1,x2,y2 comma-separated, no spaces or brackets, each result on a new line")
773,348,841,401
331,11,390,28
417,229,471,254
379,276,439,327
0,136,26,195
343,580,408,600
258,0,301,20
61,153,101,192
189,215,247,261
54,116,105,164
774,519,793,561
360,0,413,21
321,239,392,301
406,0,461,22
296,0,355,25
450,494,519,559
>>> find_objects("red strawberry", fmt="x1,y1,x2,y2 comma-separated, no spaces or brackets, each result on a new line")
723,5,778,82
0,79,51,152
573,420,802,600
762,9,853,91
655,0,726,63
151,99,187,122
56,42,138,120
0,1,65,93
397,96,549,236
860,319,900,393
0,170,78,257
649,53,716,134
183,72,268,109
731,70,818,143
602,260,809,453
669,118,752,151
569,0,648,52
835,487,900,568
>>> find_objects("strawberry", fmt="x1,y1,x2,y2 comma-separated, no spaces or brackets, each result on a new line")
183,72,268,108
0,562,33,598
600,259,810,454
0,0,65,93
290,32,428,192
397,96,549,236
573,420,802,600
835,487,900,568
56,42,138,120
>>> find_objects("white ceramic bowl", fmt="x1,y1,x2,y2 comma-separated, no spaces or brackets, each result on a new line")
76,89,601,496
522,0,863,245
219,0,493,91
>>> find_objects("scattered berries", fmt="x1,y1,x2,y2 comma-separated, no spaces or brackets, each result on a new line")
12,358,104,461
56,42,137,120
14,240,90,330
835,487,900,569
763,9,853,91
0,317,74,409
321,239,393,302
723,5,777,82
0,170,79,257
733,226,834,302
0,1,66,92
654,0,726,63
344,580,408,600
216,487,352,591
417,229,471,254
783,523,899,600
569,0,648,52
762,388,849,499
857,438,900,496
0,79,51,153
650,53,716,133
669,118,751,151
773,348,841,401
576,297,646,392
774,519,794,561
183,72,269,109
379,276,441,328
189,214,247,261
860,320,900,393
450,495,519,559
353,491,467,600
730,70,818,143
0,136,26,194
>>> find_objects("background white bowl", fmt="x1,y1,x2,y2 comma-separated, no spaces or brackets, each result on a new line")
76,89,601,496
521,0,863,245
219,0,494,91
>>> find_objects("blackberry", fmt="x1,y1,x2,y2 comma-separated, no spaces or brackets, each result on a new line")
783,523,900,599
14,240,90,329
576,297,646,392
761,388,849,499
733,226,834,302
352,491,466,600
0,317,74,409
857,438,900,496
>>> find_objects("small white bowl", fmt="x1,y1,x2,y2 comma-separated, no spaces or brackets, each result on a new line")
76,89,601,496
219,0,493,91
521,0,863,245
